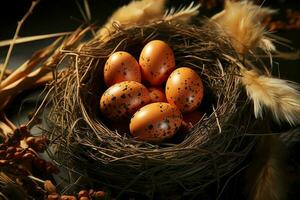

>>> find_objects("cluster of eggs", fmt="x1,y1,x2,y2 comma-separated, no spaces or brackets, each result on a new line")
100,40,204,143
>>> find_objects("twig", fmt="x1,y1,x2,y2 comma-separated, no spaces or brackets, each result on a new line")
0,32,70,47
28,175,45,184
0,37,62,89
212,105,222,134
83,0,91,21
0,0,40,84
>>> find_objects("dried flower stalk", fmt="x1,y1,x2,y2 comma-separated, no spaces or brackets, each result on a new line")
0,0,40,84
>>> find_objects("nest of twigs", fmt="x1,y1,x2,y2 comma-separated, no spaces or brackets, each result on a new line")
45,20,265,198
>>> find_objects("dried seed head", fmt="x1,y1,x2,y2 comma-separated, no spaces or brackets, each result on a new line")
14,151,23,159
60,195,77,200
7,146,16,153
88,189,94,197
44,180,57,194
0,160,8,165
26,137,36,146
93,191,106,199
47,194,60,200
78,190,89,198
22,152,34,160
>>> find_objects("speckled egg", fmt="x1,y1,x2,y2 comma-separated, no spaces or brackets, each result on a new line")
148,87,167,103
130,102,183,143
166,67,204,113
139,40,176,86
104,51,141,87
100,81,150,120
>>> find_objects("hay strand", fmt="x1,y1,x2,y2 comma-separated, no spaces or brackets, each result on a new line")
0,32,71,47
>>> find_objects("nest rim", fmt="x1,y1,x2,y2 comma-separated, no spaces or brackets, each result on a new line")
45,20,261,196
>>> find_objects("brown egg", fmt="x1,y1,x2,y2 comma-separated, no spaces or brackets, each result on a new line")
148,87,167,103
130,102,183,143
104,51,141,87
139,40,176,86
100,81,150,120
183,110,204,126
166,67,204,113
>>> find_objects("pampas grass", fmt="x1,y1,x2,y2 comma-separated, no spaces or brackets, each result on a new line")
96,0,166,40
242,70,300,125
212,0,276,55
163,2,200,22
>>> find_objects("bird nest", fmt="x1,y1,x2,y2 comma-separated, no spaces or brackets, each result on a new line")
45,21,264,198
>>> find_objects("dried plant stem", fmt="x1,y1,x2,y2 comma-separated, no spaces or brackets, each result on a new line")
0,32,70,47
0,27,90,111
0,67,51,99
0,113,15,138
0,66,12,81
0,0,40,84
0,113,16,130
28,175,45,184
0,37,61,89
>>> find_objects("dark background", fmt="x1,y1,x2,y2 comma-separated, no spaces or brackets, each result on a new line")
0,1,299,199
0,0,299,82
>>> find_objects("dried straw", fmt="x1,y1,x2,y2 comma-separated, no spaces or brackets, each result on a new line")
45,20,266,198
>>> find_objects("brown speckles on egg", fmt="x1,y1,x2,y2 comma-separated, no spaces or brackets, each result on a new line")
148,124,154,130
166,67,204,113
129,102,182,143
100,81,150,120
104,51,141,87
139,40,175,86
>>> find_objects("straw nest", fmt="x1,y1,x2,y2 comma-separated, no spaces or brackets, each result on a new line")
45,20,265,197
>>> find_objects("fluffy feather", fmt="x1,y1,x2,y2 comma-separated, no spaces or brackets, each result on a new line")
246,136,286,200
212,0,276,54
163,2,200,22
259,37,276,52
242,70,300,125
97,0,166,40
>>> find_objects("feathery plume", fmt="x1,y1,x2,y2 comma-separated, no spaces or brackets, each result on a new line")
97,0,166,40
163,2,200,23
259,37,276,52
242,70,300,125
212,0,276,54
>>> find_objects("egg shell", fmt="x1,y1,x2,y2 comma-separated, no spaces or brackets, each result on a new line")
166,67,204,113
104,51,141,87
148,87,167,103
100,81,150,120
139,40,176,86
130,102,183,143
